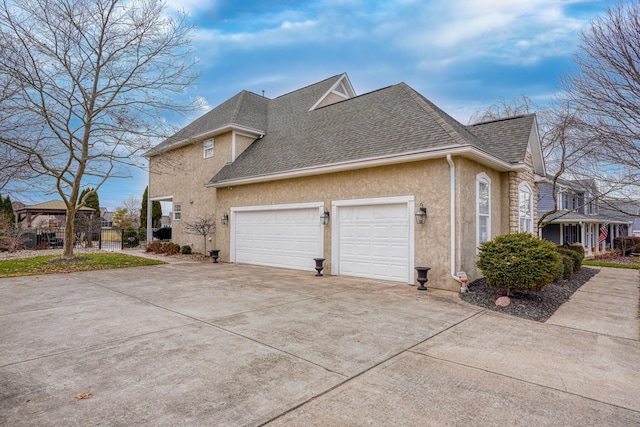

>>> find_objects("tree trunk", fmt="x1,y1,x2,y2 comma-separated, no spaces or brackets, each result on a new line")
62,207,76,259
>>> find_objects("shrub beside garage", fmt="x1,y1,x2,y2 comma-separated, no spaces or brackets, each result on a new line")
477,233,584,295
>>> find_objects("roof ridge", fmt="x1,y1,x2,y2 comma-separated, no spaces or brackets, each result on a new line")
469,113,534,127
311,83,397,110
397,83,475,147
230,90,247,124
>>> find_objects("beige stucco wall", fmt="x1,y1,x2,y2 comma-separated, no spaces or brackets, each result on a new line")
148,138,539,290
453,157,506,282
214,159,463,291
234,133,256,161
148,131,234,253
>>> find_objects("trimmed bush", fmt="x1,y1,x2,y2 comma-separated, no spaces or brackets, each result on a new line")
137,227,147,242
181,245,192,254
567,244,585,260
553,257,565,282
146,241,180,255
477,232,562,293
123,227,139,248
164,242,180,255
560,254,574,280
556,247,582,273
146,241,163,253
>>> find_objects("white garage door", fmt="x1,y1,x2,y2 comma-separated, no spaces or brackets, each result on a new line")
233,206,322,272
336,202,411,283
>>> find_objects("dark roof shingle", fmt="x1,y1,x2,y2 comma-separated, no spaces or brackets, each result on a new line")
148,74,539,184
466,115,536,164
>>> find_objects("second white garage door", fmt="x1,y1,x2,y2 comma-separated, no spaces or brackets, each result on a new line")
334,200,412,283
232,204,323,272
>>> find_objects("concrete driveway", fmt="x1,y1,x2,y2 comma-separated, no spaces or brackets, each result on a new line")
1,261,638,426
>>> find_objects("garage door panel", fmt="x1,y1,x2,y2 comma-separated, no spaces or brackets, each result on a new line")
234,207,321,271
337,203,410,283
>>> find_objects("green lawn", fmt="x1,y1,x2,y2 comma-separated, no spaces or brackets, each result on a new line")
582,260,640,269
0,253,165,277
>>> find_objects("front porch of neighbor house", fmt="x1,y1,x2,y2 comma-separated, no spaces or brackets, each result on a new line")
541,220,630,257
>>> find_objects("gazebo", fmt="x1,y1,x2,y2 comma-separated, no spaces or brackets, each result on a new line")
15,200,95,228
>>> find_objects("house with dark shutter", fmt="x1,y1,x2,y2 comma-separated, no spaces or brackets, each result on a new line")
145,73,544,291
538,177,634,255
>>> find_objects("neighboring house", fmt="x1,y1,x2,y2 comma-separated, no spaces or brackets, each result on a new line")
538,177,633,255
100,208,114,228
15,200,95,229
145,73,545,292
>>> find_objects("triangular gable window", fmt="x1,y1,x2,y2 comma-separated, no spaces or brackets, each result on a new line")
309,73,356,111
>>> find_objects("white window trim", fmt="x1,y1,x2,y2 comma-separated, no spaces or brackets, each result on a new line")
173,204,182,221
203,138,214,158
518,181,533,233
476,173,491,249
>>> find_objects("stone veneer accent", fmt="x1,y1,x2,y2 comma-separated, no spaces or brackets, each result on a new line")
508,151,538,234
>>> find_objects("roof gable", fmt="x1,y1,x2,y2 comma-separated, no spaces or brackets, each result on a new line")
208,82,509,185
309,73,356,110
467,114,545,176
145,90,268,156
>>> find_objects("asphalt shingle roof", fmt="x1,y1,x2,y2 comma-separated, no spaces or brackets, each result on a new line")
466,115,535,165
147,74,539,185
146,90,269,155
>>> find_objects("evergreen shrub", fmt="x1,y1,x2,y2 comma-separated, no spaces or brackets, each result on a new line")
477,232,562,293
556,247,582,273
123,226,139,248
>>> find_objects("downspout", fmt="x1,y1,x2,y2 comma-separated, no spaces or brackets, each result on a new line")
446,155,465,292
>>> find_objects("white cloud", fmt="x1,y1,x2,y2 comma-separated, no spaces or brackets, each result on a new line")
165,0,218,14
193,19,321,50
387,0,591,67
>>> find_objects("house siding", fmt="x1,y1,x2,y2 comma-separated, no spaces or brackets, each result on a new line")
148,131,234,253
537,182,555,212
454,157,506,282
214,159,462,290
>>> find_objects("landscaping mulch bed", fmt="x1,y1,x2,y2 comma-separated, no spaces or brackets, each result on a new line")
460,267,598,322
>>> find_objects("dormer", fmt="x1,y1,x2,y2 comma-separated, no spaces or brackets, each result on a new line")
309,73,356,110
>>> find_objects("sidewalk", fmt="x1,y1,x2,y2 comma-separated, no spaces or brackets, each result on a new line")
547,267,639,340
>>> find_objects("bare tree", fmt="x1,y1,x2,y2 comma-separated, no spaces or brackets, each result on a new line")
563,1,640,176
183,216,216,255
0,0,200,258
469,94,638,226
122,195,141,228
468,95,539,125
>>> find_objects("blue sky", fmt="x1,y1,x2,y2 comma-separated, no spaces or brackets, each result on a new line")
78,0,616,210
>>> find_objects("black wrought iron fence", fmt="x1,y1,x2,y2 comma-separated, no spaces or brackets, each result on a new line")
19,228,148,251
15,227,156,252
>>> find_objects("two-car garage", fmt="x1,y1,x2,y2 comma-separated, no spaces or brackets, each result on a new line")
230,197,414,283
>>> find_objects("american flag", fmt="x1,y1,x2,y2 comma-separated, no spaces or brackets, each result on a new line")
598,224,609,243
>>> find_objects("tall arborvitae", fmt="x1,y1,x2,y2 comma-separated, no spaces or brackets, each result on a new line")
141,186,163,228
0,195,16,224
141,186,149,228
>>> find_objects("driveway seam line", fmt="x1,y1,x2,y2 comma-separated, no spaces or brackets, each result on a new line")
91,282,350,377
258,309,487,426
0,323,199,369
413,353,640,415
